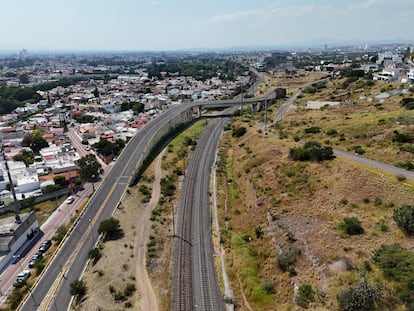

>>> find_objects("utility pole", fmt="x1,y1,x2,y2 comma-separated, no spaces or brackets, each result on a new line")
264,100,268,134
240,86,244,116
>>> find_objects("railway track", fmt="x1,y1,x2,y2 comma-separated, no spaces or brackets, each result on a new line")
173,109,236,311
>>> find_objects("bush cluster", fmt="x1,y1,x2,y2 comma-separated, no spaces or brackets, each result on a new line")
400,98,414,110
393,205,414,235
289,142,334,162
338,217,364,236
232,126,247,138
337,282,381,311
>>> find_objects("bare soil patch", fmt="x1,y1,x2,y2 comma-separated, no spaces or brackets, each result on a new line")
72,157,162,311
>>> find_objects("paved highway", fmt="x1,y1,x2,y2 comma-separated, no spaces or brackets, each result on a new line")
20,104,191,310
19,90,276,310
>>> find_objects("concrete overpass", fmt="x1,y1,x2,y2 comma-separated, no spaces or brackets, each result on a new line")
189,90,278,117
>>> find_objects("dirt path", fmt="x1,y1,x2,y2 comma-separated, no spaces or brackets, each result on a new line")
134,152,164,311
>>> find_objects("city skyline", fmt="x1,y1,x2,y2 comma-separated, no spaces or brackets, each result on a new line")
1,0,413,52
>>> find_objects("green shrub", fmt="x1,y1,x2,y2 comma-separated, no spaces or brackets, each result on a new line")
304,126,321,134
400,97,414,110
277,246,301,273
70,279,87,304
397,161,414,171
88,247,102,264
262,282,276,295
374,197,382,207
232,126,247,138
338,217,364,236
52,225,68,243
373,244,414,288
392,131,413,143
296,284,315,308
337,282,381,311
289,142,334,162
326,129,338,136
124,283,136,297
393,205,414,235
377,219,389,232
351,145,366,155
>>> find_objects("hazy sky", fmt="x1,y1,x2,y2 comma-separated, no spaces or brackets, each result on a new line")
1,0,413,51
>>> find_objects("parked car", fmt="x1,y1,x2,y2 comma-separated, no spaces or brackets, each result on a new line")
38,239,52,253
65,196,74,204
13,270,31,287
28,253,43,268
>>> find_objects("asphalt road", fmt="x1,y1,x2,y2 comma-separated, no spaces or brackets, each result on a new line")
19,92,276,310
333,148,414,180
20,105,189,311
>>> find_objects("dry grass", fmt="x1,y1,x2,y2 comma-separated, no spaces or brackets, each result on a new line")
218,77,414,310
72,181,149,310
256,71,327,98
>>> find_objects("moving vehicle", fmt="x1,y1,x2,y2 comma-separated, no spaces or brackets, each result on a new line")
65,196,74,204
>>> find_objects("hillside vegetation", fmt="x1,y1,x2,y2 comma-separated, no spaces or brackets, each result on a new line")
218,74,414,310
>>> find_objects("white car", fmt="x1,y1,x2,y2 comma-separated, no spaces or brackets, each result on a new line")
13,270,31,287
65,196,74,204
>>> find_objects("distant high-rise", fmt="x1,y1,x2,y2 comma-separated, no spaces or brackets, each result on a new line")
19,49,28,58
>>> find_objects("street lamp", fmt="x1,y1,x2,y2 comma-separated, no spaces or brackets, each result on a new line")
91,175,95,192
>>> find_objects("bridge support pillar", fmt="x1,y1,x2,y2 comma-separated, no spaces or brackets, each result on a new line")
251,102,261,113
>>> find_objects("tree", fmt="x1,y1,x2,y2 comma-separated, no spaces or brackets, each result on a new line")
52,225,67,243
339,217,364,236
22,130,49,154
53,175,67,188
19,74,29,84
13,149,34,166
393,205,414,235
88,247,102,265
98,217,120,236
77,154,102,182
70,279,87,304
93,140,114,157
44,184,59,194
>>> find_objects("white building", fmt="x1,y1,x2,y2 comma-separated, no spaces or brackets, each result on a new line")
373,67,401,82
408,68,414,84
376,52,402,67
0,212,39,272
